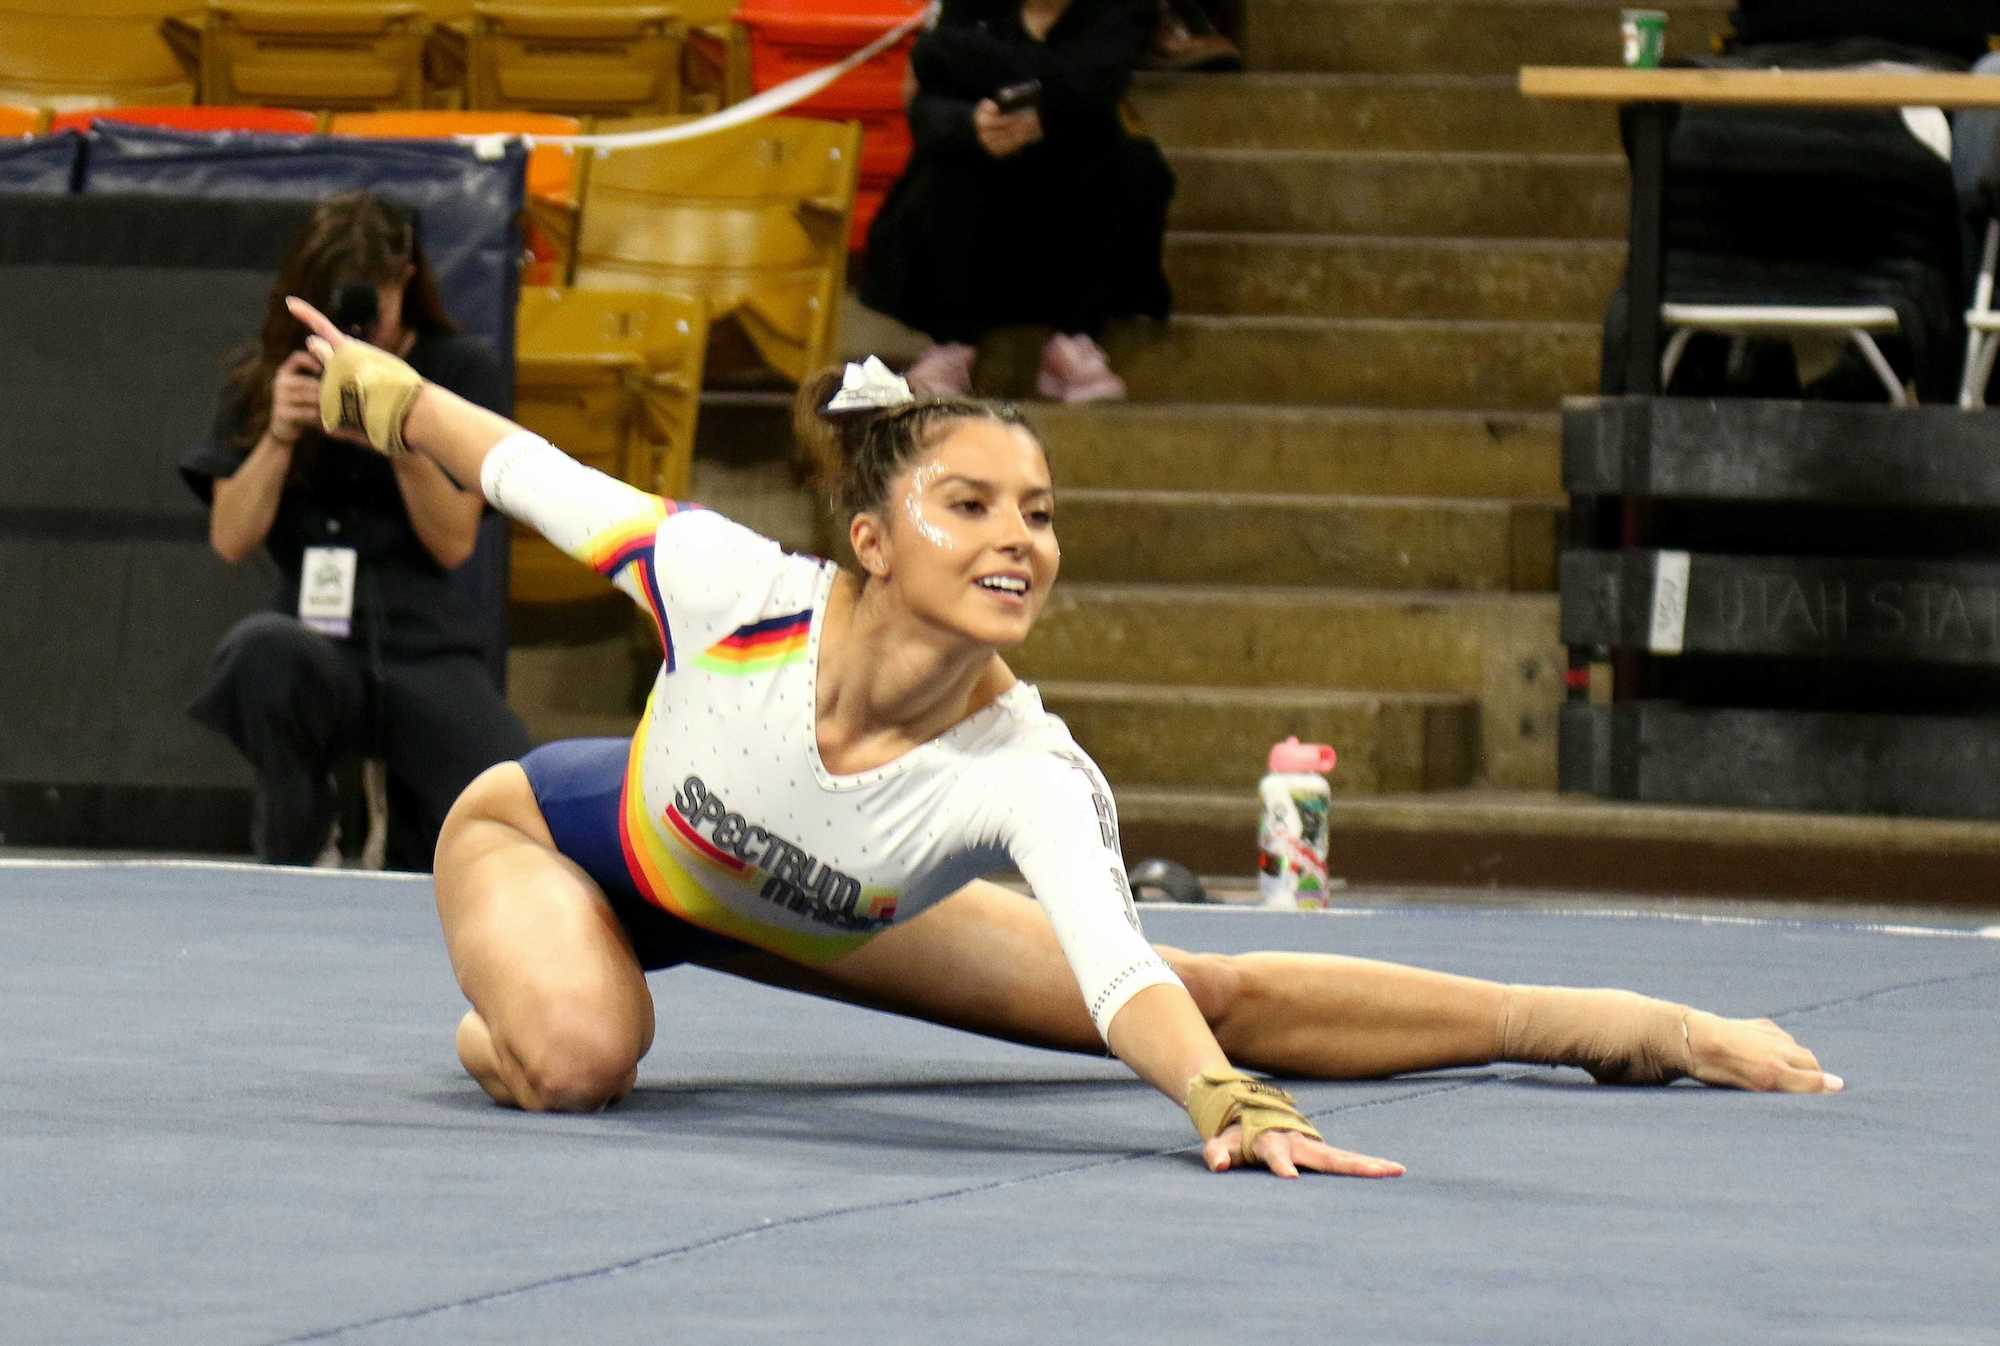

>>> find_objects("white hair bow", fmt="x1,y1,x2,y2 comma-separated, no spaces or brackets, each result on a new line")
823,355,915,414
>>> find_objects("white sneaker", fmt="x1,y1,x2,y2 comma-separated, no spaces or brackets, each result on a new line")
1036,333,1127,403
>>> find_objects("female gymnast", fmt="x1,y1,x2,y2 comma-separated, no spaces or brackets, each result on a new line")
288,296,1842,1183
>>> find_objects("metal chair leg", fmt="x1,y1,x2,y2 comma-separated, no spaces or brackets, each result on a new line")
1849,331,1908,406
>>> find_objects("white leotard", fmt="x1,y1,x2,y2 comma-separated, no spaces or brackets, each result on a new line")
482,430,1182,1040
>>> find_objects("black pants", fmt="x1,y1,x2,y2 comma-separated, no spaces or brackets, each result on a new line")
188,613,532,870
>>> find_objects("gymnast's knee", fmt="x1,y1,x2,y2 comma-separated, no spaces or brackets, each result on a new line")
490,1010,640,1113
1160,947,1245,1029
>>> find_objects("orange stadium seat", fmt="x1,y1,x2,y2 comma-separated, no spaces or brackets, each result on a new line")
510,285,709,604
330,110,584,283
0,104,47,135
464,4,685,118
736,0,922,250
200,2,431,111
573,114,861,384
0,3,194,108
46,104,322,134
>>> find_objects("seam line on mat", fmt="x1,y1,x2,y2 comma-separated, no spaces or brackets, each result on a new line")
1765,962,2000,1021
259,971,1999,1343
257,1081,1472,1345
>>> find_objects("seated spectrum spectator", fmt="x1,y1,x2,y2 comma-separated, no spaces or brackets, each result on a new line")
181,191,531,871
859,0,1175,402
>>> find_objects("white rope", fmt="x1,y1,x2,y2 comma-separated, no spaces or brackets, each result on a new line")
461,3,935,157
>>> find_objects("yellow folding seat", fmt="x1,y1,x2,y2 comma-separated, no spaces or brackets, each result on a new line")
200,2,431,111
464,3,685,118
0,4,192,107
329,109,585,283
674,0,750,112
572,115,861,384
511,285,709,605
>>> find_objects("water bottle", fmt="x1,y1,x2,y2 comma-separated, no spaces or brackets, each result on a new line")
1256,737,1338,910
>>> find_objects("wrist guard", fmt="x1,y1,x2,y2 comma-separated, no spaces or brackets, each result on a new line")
1184,1068,1323,1164
317,339,423,457
1498,985,1694,1085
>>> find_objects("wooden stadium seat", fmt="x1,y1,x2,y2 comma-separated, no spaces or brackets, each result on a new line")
0,4,193,108
465,3,686,118
511,285,709,604
674,0,750,113
572,115,861,384
0,104,46,135
46,104,322,134
200,2,431,111
329,109,585,284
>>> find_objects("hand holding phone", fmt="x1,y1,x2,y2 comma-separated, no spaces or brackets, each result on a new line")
976,80,1045,158
992,79,1041,114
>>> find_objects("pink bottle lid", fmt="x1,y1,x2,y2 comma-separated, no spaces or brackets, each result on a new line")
1267,736,1336,774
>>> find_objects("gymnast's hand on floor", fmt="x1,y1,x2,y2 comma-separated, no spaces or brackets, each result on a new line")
1204,1126,1406,1180
1685,1012,1844,1093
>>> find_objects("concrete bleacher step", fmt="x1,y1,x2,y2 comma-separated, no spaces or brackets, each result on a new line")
508,636,648,720
1130,72,1618,154
1054,487,1559,590
1024,404,1561,498
1098,315,1600,410
1166,233,1624,322
1240,0,1732,76
1108,785,2000,908
517,707,641,748
1168,148,1627,238
1011,583,1561,788
1035,680,1478,794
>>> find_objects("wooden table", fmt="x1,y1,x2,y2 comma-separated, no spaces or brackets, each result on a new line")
1520,66,2000,395
1520,68,2000,708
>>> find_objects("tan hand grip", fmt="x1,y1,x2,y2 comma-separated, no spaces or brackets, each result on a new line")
317,340,424,458
1184,1068,1325,1165
1498,985,1693,1086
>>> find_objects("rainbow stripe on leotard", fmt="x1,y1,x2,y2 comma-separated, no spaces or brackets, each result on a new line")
582,499,693,668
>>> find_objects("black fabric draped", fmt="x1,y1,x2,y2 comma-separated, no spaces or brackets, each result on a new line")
859,0,1174,342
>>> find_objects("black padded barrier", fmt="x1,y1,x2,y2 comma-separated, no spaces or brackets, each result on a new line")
1560,700,2000,817
1562,550,2000,667
1559,396,2000,818
1563,396,2000,506
0,194,321,850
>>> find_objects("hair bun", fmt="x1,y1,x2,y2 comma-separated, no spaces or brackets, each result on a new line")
792,366,860,506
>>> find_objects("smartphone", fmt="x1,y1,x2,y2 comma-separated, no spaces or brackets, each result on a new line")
330,282,379,339
993,79,1041,114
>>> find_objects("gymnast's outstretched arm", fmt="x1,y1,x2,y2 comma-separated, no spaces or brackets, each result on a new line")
288,296,518,490
288,296,677,615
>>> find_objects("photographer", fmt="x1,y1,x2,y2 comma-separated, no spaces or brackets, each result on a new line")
860,0,1174,401
180,191,530,871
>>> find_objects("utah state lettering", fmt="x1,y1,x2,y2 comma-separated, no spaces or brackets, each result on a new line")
669,775,880,931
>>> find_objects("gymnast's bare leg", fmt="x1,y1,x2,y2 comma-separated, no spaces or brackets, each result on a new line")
434,764,653,1111
708,879,1839,1094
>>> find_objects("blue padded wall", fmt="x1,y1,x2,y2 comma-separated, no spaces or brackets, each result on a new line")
81,125,527,368
0,130,81,193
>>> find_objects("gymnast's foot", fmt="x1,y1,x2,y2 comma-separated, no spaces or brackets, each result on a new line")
1684,1011,1843,1093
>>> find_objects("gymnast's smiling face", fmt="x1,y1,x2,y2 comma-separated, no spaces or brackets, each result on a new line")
857,418,1059,649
